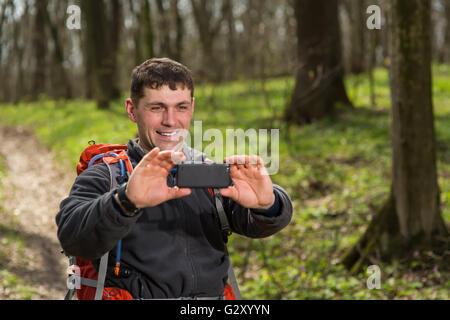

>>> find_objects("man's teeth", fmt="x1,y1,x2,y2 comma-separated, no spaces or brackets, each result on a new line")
158,131,177,136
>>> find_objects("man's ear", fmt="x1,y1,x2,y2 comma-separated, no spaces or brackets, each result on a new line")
191,97,195,114
126,98,137,123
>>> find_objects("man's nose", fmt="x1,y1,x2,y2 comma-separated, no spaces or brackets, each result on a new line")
162,108,176,127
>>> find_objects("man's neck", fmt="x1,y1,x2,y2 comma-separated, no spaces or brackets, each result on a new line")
137,139,184,153
137,138,152,154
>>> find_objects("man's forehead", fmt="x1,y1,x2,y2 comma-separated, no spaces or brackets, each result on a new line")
141,85,192,103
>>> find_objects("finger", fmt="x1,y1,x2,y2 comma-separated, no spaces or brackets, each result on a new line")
219,185,238,201
156,150,186,164
243,156,252,169
255,155,265,168
229,163,242,178
136,147,160,170
155,150,175,161
141,147,160,165
237,155,249,165
225,155,247,165
154,151,182,171
171,151,186,164
250,155,260,166
167,186,191,200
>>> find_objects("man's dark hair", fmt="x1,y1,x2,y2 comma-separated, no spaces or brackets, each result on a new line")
130,57,194,105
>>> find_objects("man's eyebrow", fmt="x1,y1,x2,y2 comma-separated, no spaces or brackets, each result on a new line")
145,100,191,106
145,101,165,106
177,100,192,105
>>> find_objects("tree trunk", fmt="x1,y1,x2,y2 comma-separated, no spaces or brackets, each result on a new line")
0,1,8,71
172,0,183,61
12,0,27,103
367,27,378,108
285,0,352,125
129,0,143,66
442,0,450,62
345,0,366,74
143,0,155,60
31,0,48,100
190,0,224,81
81,0,121,109
223,0,236,80
156,0,173,58
342,0,449,273
43,2,72,99
109,0,122,99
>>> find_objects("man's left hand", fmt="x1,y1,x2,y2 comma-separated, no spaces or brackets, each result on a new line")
219,155,275,210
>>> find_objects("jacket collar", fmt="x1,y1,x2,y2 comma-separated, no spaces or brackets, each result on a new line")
126,138,206,164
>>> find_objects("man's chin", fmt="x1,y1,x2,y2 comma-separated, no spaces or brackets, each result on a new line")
154,142,183,152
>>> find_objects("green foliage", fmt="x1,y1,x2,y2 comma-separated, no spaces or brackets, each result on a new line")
0,98,137,169
0,65,449,299
0,169,36,299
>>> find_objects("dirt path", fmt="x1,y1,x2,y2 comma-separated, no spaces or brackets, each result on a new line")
0,126,75,299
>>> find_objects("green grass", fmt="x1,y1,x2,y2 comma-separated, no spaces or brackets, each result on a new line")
0,156,36,299
0,64,449,299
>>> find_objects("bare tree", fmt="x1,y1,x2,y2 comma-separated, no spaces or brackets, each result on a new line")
0,0,9,68
43,1,72,99
284,0,353,125
343,0,367,74
156,0,173,57
342,0,449,272
31,0,48,100
442,0,450,62
81,0,122,109
172,0,183,62
190,0,226,81
143,0,155,60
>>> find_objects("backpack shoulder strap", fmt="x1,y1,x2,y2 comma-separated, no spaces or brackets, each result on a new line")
94,252,109,300
93,153,133,300
212,188,231,241
212,188,242,300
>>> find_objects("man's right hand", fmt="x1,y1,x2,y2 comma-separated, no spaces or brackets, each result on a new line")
124,147,191,208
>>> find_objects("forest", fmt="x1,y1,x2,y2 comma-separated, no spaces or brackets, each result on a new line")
0,0,449,300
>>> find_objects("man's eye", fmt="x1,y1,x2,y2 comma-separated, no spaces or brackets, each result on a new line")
178,105,188,111
150,106,162,111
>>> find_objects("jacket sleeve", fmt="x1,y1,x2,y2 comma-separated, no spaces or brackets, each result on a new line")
224,184,293,238
55,164,142,260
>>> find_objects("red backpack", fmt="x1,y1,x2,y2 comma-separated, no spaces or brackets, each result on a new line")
65,142,240,300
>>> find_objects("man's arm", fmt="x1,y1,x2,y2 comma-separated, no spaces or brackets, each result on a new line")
56,147,189,260
56,164,141,260
219,155,293,238
223,184,293,238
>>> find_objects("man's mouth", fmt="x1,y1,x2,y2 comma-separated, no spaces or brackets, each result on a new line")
156,131,177,137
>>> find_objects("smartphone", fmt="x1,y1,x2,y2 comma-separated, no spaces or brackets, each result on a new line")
175,162,232,188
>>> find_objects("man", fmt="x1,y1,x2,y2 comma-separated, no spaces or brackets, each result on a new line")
56,58,292,299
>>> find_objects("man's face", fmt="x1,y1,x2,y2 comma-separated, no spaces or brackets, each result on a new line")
126,85,194,152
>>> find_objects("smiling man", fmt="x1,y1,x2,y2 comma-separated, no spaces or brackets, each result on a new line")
127,61,195,153
56,58,293,300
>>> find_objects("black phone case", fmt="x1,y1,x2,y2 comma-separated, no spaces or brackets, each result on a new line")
176,163,232,188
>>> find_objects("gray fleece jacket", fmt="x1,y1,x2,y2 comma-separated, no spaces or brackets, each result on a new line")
56,138,292,299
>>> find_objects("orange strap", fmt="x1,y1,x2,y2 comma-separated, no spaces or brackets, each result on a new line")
103,150,133,173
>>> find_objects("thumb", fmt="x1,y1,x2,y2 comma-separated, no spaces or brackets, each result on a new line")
167,186,191,200
219,186,238,201
137,147,160,168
